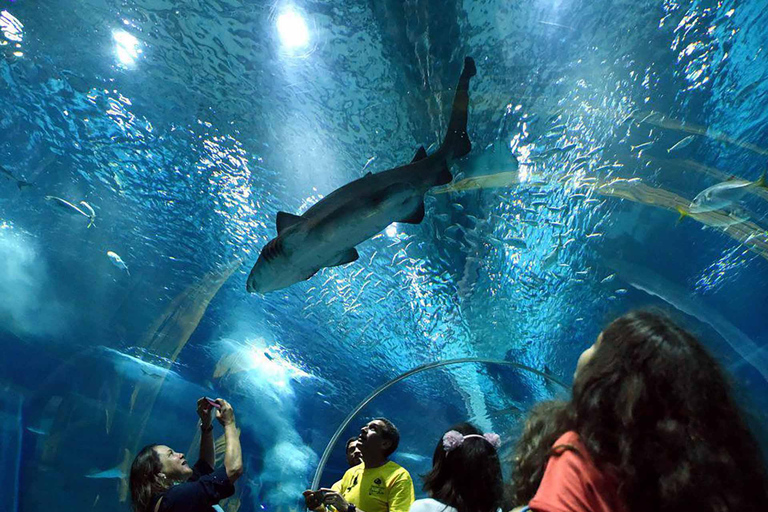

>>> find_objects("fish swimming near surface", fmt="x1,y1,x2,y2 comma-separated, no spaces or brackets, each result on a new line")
0,165,33,190
45,195,96,227
247,57,477,293
107,251,130,275
689,171,767,213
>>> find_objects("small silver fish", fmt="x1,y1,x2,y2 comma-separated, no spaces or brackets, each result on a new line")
542,243,560,269
107,251,130,275
503,237,528,249
45,195,93,226
631,141,654,152
585,146,606,157
362,156,377,172
79,201,96,228
667,135,695,153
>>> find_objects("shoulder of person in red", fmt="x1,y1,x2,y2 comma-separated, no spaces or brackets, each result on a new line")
528,431,628,512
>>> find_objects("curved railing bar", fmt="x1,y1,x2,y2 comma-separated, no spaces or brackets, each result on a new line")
310,357,568,490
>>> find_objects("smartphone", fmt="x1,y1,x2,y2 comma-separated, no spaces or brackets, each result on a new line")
204,397,221,409
309,490,328,509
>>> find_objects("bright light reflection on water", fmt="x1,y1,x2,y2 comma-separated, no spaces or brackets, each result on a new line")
113,29,140,66
277,10,309,49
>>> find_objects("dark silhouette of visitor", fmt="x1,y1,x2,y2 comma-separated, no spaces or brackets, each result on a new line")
129,398,243,512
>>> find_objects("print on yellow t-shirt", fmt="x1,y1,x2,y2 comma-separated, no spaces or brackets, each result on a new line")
337,461,414,512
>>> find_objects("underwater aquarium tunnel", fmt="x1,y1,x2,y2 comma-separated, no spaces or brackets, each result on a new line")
1,0,768,511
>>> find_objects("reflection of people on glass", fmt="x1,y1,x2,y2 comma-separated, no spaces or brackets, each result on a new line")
510,311,768,512
409,423,503,512
129,397,243,512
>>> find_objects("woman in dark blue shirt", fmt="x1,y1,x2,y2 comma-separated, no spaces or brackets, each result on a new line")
129,398,244,512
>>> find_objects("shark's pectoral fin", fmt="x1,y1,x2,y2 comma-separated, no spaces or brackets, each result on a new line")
276,211,304,234
328,248,359,267
398,201,425,224
411,146,428,163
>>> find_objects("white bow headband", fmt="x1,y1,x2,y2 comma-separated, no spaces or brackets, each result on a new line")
442,430,501,453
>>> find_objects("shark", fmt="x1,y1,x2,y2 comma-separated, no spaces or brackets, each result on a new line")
247,57,477,293
0,165,33,190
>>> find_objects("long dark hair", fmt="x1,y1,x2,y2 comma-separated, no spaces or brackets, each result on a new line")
509,400,572,506
422,422,503,512
511,310,768,512
129,444,168,512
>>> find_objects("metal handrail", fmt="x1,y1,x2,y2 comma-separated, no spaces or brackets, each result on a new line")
310,357,568,490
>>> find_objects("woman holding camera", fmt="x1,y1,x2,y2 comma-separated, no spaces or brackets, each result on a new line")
129,397,244,512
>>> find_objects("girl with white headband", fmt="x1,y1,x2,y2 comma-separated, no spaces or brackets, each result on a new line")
409,423,503,512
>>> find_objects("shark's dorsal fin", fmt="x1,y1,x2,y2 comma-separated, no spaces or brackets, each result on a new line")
399,201,425,224
329,248,359,267
411,146,428,163
276,211,303,234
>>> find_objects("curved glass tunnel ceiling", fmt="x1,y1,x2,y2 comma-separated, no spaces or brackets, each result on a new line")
1,0,768,511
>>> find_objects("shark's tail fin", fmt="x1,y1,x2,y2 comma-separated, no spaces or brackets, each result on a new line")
440,57,476,160
755,169,767,189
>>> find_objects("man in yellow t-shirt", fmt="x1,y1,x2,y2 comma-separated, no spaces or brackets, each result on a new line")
330,437,364,493
304,418,414,512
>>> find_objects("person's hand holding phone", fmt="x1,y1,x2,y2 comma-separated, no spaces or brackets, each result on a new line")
303,490,325,511
197,397,214,430
320,489,348,512
215,398,236,427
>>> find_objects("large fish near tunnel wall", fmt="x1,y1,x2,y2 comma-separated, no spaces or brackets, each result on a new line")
247,57,477,294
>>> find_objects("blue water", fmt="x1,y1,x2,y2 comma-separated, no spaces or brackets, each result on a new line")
1,0,767,510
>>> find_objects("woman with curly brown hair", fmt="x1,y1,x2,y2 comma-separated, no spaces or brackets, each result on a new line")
509,310,768,512
129,397,243,512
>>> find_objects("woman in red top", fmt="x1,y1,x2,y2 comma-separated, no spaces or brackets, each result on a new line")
509,310,768,512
